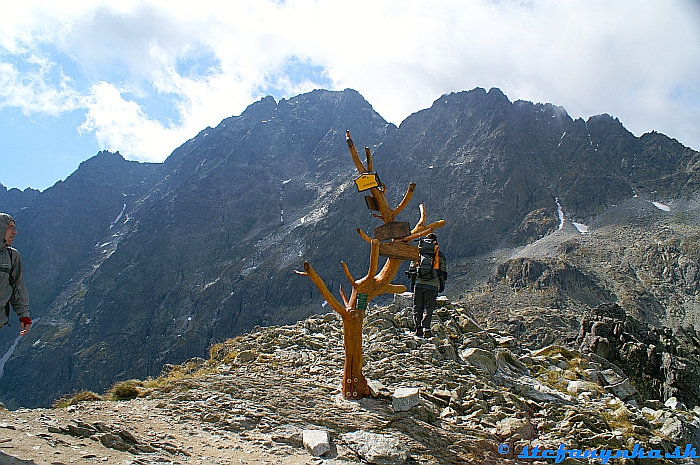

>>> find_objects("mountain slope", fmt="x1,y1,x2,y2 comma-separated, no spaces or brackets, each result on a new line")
1,89,393,408
1,87,699,409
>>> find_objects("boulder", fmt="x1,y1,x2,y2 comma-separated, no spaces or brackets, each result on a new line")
495,417,537,441
302,429,331,457
461,347,497,375
342,430,409,465
392,388,421,412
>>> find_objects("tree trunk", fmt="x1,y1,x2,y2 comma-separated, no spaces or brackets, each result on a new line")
340,310,369,398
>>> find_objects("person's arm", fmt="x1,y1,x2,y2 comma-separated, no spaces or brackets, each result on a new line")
406,261,417,292
9,250,31,336
438,252,447,293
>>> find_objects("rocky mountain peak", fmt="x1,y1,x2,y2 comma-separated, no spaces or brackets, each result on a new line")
0,183,40,215
240,94,278,119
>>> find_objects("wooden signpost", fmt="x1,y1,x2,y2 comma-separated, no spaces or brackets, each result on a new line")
364,196,379,211
374,221,410,241
378,242,419,261
296,130,445,400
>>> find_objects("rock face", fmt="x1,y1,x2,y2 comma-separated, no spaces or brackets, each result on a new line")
0,153,163,365
2,89,391,408
577,303,700,408
2,87,699,409
0,183,40,215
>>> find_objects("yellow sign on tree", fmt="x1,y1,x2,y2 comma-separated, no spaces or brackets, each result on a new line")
354,172,381,192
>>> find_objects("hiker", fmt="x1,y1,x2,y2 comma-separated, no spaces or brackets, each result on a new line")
1,213,31,336
407,233,447,338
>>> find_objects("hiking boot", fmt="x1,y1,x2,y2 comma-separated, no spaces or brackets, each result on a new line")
414,329,423,338
423,329,433,338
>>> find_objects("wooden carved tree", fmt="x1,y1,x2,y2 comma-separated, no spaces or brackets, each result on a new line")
296,130,445,399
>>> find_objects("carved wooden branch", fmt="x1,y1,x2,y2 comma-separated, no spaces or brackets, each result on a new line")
393,183,416,217
357,228,372,243
346,130,367,174
341,261,356,287
294,263,347,317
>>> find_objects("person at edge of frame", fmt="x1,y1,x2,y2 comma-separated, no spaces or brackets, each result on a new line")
0,213,32,337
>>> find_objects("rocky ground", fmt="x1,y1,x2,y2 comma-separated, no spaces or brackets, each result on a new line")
0,397,312,465
2,294,700,465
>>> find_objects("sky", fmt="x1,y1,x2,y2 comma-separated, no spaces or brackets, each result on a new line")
1,0,699,192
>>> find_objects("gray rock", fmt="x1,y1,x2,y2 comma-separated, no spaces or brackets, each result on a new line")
495,349,530,376
202,412,220,422
567,380,598,394
303,429,331,457
367,379,391,398
605,378,637,400
65,424,96,438
100,433,131,451
461,347,496,375
577,304,700,408
236,350,256,363
456,314,483,334
342,430,409,465
271,425,303,447
134,443,157,453
439,343,459,362
393,292,414,310
392,388,421,412
660,417,685,441
598,368,625,385
495,417,537,440
665,396,686,411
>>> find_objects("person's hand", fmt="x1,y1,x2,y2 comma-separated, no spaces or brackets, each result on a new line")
19,317,31,336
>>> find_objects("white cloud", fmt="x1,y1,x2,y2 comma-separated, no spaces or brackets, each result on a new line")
78,82,178,162
1,0,699,164
0,55,83,115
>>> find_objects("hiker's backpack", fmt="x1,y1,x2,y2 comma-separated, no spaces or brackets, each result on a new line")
417,238,439,279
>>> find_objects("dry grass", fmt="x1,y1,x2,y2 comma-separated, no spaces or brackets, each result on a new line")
52,390,103,408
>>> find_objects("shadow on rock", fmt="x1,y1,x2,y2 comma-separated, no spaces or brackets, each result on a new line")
0,451,37,465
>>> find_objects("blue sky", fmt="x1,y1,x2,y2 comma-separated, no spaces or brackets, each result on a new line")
1,0,699,191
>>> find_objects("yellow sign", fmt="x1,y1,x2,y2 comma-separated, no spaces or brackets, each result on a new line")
354,172,381,192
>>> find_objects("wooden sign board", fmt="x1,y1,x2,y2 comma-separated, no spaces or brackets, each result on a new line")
374,221,411,241
364,195,379,211
354,172,381,192
379,242,419,261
